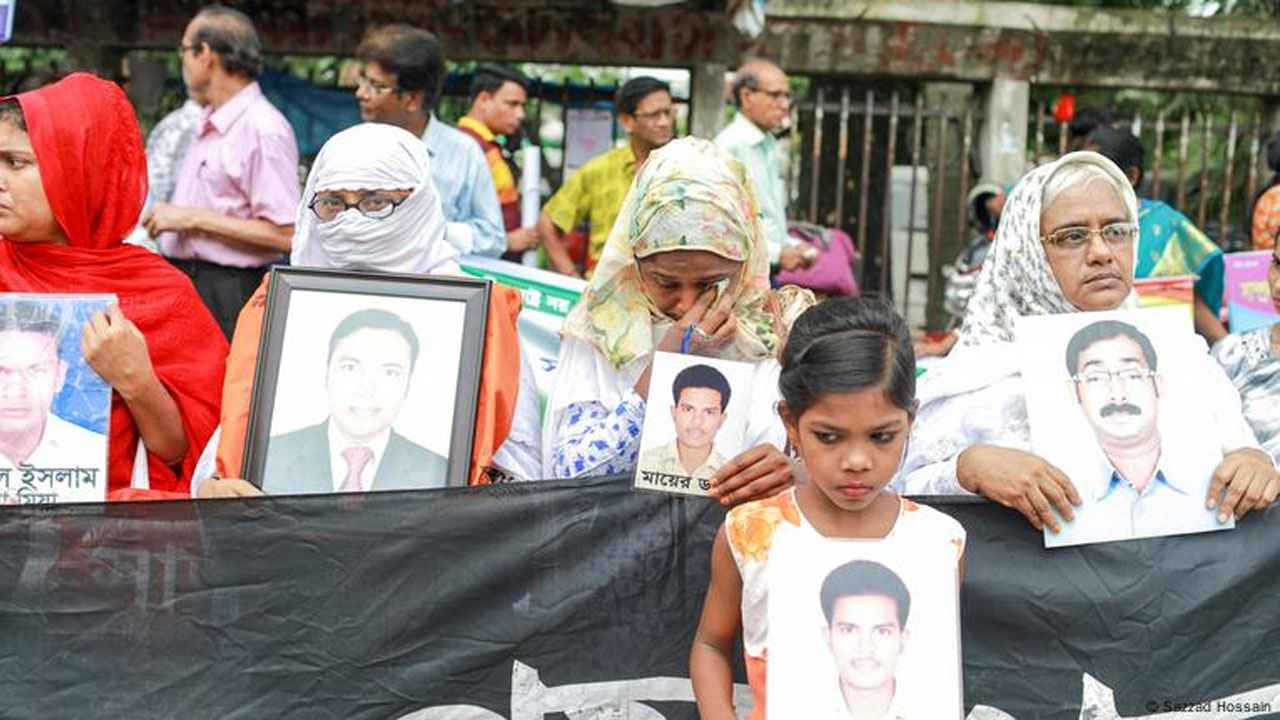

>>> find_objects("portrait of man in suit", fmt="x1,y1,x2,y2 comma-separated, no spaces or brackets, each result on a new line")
263,307,448,495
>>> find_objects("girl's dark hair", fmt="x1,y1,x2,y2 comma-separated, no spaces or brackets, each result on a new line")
778,296,916,418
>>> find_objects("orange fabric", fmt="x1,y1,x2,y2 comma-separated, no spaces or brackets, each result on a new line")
1252,185,1280,250
468,282,524,485
215,277,523,486
458,116,520,232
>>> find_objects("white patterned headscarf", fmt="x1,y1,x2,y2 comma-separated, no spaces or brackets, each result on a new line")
897,152,1143,495
954,151,1139,350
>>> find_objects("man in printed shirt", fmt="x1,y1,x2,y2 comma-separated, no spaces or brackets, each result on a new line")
1055,319,1235,545
459,65,540,263
354,24,506,260
144,5,301,340
538,76,674,278
821,560,913,720
638,364,730,480
715,59,811,273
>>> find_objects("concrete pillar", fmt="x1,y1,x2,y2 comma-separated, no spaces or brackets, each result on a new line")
979,77,1029,187
689,62,728,140
923,81,975,331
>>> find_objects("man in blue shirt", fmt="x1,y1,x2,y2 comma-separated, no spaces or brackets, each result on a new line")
353,24,506,258
1055,319,1232,545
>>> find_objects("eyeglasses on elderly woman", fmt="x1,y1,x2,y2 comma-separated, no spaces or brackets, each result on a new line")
308,189,412,222
1041,222,1137,251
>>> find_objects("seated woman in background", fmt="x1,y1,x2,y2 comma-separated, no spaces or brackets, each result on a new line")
1212,242,1280,464
196,123,540,496
544,137,813,506
897,151,1277,530
0,73,226,497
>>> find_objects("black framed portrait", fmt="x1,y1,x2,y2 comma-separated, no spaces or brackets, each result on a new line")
243,268,490,495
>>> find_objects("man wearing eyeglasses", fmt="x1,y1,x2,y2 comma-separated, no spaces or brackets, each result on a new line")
539,76,676,277
715,59,810,272
353,25,506,261
1057,319,1234,544
144,5,301,340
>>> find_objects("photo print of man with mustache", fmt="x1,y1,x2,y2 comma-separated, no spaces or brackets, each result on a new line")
1054,319,1229,545
819,559,913,720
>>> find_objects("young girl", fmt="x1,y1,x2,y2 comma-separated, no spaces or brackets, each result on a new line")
690,296,967,719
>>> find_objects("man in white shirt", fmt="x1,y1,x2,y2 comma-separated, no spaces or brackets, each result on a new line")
263,308,446,494
0,301,108,502
821,559,912,720
715,58,811,272
1057,319,1226,543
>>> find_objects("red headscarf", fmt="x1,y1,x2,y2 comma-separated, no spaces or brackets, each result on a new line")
0,73,228,495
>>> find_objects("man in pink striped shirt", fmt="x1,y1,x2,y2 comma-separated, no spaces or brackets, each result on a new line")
143,5,300,339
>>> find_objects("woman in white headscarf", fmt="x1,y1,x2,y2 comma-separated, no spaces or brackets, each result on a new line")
197,123,541,496
896,151,1277,530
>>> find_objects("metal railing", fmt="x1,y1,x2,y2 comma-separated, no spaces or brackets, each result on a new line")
1032,100,1271,251
791,87,979,327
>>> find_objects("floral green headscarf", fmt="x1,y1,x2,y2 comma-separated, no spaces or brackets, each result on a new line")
562,137,779,368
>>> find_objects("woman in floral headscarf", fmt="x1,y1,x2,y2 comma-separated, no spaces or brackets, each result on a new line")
896,151,1276,531
544,137,811,505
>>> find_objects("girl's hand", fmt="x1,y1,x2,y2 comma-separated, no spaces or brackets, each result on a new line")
957,444,1081,533
709,443,793,507
690,527,744,720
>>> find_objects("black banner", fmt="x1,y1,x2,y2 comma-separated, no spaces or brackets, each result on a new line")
0,477,1277,719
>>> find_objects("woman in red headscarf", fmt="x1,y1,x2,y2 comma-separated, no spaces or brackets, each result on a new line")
0,73,227,498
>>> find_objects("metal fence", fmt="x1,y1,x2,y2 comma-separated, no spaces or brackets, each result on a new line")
1031,100,1271,252
791,82,1277,328
791,86,978,328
